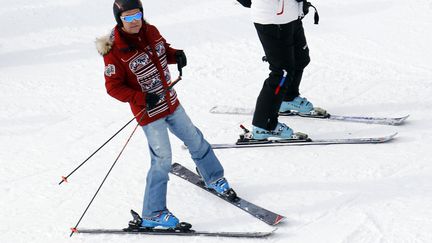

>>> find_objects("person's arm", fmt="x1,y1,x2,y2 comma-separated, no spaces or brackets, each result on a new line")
149,25,178,64
103,54,146,106
164,41,178,65
159,33,187,73
149,24,187,74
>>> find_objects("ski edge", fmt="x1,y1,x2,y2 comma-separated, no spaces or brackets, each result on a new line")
210,133,398,149
75,228,276,238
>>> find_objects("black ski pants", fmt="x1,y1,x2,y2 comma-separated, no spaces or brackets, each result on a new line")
252,19,310,130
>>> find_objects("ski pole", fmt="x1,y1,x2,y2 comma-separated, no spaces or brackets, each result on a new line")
59,75,182,185
69,116,143,237
260,57,287,95
69,74,183,236
169,75,182,89
274,70,288,95
58,108,145,185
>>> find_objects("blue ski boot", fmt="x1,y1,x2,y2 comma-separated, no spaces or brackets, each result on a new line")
207,177,230,194
279,96,314,114
207,177,237,201
252,122,294,140
140,210,180,229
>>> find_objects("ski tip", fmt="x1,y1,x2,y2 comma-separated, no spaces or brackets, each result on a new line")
375,132,398,143
387,115,409,125
256,228,278,237
397,115,410,124
388,114,410,125
387,132,398,140
273,215,286,225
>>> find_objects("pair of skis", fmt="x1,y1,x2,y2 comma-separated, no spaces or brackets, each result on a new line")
208,106,408,149
76,163,279,238
77,108,409,238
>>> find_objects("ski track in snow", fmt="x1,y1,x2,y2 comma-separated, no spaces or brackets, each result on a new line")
1,0,432,243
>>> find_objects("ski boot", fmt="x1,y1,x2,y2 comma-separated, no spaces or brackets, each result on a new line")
206,177,237,201
141,210,180,229
126,210,192,232
252,122,294,140
237,124,308,143
279,96,328,118
195,167,238,201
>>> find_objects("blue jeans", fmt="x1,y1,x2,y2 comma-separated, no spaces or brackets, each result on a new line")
141,106,224,217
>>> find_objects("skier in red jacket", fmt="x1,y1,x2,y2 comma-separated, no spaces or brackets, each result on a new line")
96,0,235,229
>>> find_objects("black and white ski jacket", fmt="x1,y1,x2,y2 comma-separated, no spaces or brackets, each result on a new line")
251,0,304,25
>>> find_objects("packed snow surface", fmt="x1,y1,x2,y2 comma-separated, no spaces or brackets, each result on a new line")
1,0,432,242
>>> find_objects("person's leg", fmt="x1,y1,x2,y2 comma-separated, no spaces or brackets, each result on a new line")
252,23,295,130
141,118,172,218
166,106,224,185
284,19,310,101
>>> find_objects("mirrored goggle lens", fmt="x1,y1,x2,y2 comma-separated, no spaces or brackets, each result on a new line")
120,12,143,23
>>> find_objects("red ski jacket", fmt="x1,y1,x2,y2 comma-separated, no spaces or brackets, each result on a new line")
96,23,180,126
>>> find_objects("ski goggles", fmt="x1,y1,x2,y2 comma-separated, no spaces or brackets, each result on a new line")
120,12,143,23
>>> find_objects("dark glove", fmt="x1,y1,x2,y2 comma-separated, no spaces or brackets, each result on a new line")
175,50,187,70
237,0,251,8
300,1,319,24
296,0,309,16
145,92,160,110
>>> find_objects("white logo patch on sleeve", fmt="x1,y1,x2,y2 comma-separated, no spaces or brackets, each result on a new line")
105,64,116,77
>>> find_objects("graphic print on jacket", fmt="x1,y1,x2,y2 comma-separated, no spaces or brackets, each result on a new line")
128,40,178,118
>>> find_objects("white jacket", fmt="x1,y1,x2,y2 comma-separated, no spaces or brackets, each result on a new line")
251,0,303,25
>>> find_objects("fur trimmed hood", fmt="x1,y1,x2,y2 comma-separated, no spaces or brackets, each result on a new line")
95,30,114,56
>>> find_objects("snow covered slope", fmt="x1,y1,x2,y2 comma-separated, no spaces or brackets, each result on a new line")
1,0,432,242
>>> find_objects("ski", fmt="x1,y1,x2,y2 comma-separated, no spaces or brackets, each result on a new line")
209,105,409,126
170,163,285,226
76,228,275,238
211,133,398,149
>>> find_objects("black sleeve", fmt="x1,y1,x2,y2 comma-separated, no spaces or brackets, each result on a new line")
237,0,251,8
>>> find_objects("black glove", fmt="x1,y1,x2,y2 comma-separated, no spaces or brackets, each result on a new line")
237,0,251,8
300,1,319,24
175,50,187,70
145,92,160,110
303,1,310,16
296,0,309,16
